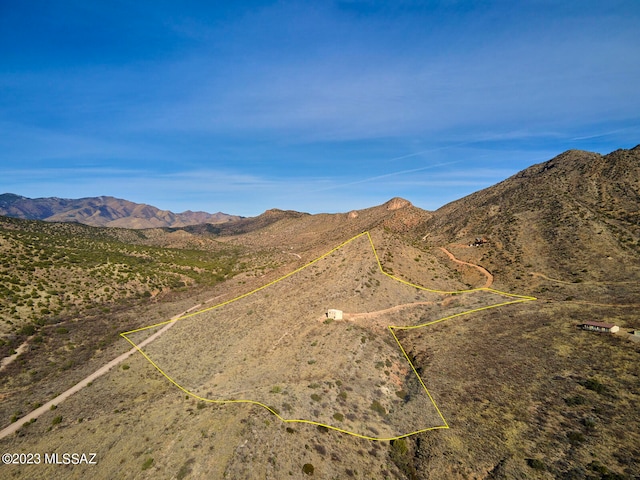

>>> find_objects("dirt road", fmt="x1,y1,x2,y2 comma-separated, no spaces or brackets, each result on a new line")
0,305,201,440
343,246,494,324
0,337,32,373
439,247,493,288
345,301,436,320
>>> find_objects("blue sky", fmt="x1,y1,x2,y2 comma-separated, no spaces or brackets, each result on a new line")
1,1,639,216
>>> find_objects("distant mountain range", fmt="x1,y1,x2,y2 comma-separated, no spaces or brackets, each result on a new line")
0,194,242,229
2,144,639,239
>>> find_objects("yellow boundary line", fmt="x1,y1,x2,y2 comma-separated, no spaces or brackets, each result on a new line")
121,231,536,441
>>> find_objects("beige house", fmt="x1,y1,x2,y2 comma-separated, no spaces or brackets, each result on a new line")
579,321,619,333
327,309,343,320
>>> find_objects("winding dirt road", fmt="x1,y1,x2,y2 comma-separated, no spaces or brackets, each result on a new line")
345,301,436,320
343,246,494,324
439,247,493,288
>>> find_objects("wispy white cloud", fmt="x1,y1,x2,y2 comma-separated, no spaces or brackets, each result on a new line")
569,125,640,141
314,161,461,191
1,161,504,216
124,1,640,145
1,1,639,215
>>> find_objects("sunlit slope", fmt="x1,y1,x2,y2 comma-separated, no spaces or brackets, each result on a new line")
126,232,532,439
417,147,640,290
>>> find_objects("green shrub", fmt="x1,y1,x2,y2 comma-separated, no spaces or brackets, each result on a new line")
177,458,195,480
567,431,585,445
582,416,597,431
581,378,606,394
20,324,36,336
391,438,408,456
526,458,546,470
302,463,314,475
141,458,154,471
370,400,386,416
51,415,62,426
564,395,586,406
389,439,417,478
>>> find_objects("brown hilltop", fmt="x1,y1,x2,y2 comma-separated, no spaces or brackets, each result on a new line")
416,146,640,288
384,197,412,210
182,197,430,256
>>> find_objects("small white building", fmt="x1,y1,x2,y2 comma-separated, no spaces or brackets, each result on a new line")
327,309,343,320
579,321,619,333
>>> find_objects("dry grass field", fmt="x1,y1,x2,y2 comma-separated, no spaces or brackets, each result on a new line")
127,232,522,441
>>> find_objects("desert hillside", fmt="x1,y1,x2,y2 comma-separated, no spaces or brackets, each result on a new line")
0,148,639,479
415,147,640,293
